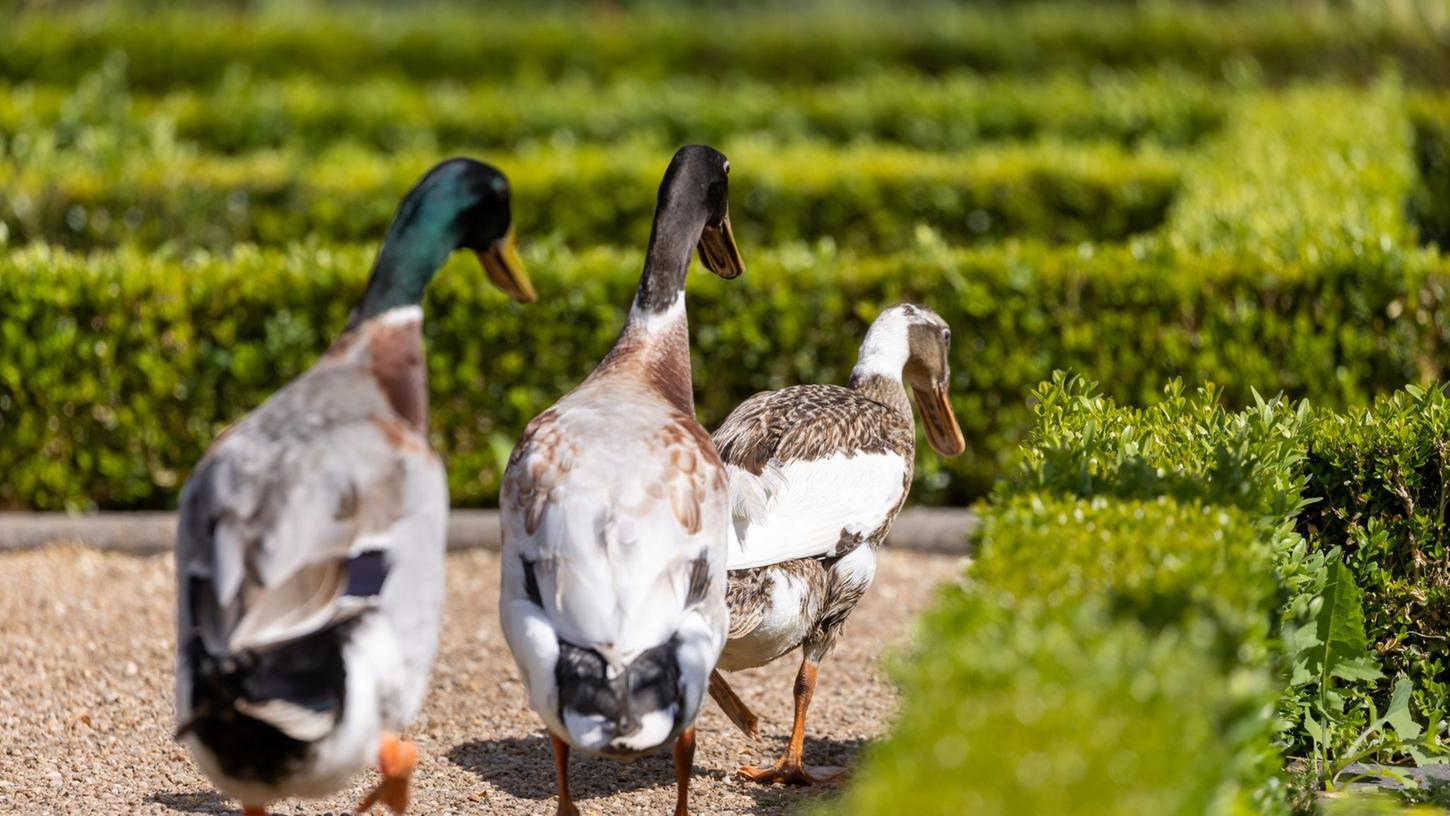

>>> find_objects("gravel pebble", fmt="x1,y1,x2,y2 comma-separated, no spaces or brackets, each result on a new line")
0,544,965,815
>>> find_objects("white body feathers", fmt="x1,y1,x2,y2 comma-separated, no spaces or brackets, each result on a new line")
499,316,729,757
174,306,447,802
725,451,908,570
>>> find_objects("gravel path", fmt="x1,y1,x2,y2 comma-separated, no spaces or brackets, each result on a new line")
0,544,966,815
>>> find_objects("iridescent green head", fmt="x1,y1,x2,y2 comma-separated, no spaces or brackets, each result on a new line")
352,158,534,325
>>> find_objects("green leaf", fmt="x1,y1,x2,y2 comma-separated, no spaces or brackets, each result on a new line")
1285,620,1323,686
1313,561,1381,686
1383,678,1421,741
1305,709,1327,748
1331,656,1386,683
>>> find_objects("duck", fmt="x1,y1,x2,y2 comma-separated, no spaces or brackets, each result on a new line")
499,144,745,816
173,158,535,816
706,303,965,785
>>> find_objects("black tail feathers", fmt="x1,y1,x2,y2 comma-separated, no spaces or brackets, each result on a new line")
179,626,349,784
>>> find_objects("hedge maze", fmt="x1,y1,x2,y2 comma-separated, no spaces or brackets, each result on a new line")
1,3,1447,811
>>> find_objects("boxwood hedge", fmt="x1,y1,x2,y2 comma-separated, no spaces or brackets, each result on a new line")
1005,375,1450,754
1167,83,1415,265
1410,93,1450,249
2,239,1445,512
0,69,1225,154
1299,387,1450,736
844,376,1450,813
0,138,1181,251
843,496,1281,815
842,376,1309,815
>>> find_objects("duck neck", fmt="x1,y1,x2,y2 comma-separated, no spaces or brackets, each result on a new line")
632,190,706,317
847,320,912,420
350,197,457,329
609,295,694,414
597,192,709,414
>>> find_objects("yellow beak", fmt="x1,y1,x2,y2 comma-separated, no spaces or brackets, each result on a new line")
913,380,966,457
477,228,535,303
697,213,745,280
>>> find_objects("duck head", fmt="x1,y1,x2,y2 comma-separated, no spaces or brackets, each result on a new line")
660,144,744,281
352,157,534,326
854,304,966,457
899,305,966,456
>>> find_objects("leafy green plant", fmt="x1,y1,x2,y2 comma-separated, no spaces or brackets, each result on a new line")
1283,559,1409,788
1399,775,1450,809
839,376,1315,814
1006,374,1313,519
1293,386,1450,756
846,374,1450,813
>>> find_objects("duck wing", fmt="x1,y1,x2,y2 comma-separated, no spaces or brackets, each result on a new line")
712,385,914,571
175,308,446,739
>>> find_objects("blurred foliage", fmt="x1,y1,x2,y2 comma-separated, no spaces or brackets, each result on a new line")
2,2,1449,87
1166,82,1416,266
1321,792,1450,816
1409,92,1450,249
0,135,1182,251
0,68,1226,154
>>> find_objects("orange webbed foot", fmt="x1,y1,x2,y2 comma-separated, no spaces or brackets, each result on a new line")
737,757,848,786
356,734,419,814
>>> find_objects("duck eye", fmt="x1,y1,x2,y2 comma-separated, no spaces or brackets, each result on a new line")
942,329,951,344
722,160,730,175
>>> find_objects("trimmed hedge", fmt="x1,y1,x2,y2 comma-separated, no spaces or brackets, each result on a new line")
842,377,1309,815
844,376,1450,813
2,240,1445,512
3,3,1448,89
0,139,1182,251
0,69,1225,154
1167,83,1416,265
1006,376,1450,755
1300,386,1450,732
844,496,1280,815
1004,377,1311,519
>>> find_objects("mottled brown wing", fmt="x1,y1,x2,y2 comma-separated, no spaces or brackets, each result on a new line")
502,408,574,537
712,384,913,474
